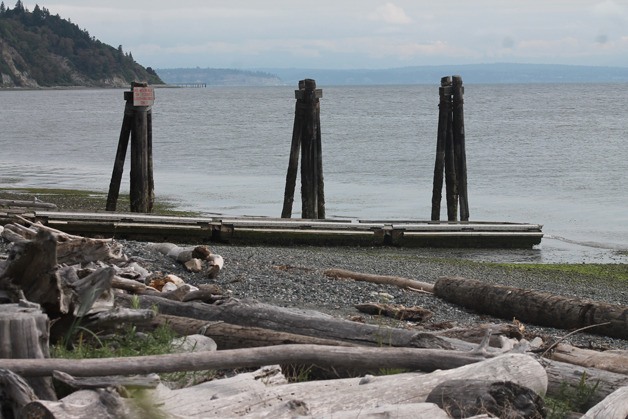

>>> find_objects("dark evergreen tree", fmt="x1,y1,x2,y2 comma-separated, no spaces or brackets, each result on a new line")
0,2,6,15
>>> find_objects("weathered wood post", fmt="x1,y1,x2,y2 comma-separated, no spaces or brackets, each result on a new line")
106,82,155,213
431,77,451,221
281,80,305,219
106,93,134,211
281,79,325,219
452,75,469,221
430,75,469,222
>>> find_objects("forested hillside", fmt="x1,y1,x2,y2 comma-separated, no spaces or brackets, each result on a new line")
0,1,162,87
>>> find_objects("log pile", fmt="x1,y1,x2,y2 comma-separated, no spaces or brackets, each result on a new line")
1,219,628,418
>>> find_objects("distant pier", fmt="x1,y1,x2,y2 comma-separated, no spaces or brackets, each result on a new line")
170,83,207,88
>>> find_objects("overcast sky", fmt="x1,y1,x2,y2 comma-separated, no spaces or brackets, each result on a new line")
24,1,628,69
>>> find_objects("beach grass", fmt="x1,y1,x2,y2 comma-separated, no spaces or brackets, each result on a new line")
491,263,628,283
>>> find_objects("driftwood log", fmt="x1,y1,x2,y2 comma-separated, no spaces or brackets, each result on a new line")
0,198,58,210
149,353,546,418
547,343,628,375
324,268,434,293
434,276,628,339
583,386,628,419
425,379,546,418
0,368,38,417
0,344,486,377
544,359,628,408
354,302,433,321
2,218,123,265
21,388,134,419
150,314,358,349
117,293,463,350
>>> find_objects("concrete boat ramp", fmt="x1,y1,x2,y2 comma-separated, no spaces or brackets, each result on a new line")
1,211,543,248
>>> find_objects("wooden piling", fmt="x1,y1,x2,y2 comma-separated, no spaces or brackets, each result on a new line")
431,77,451,221
300,79,319,219
105,97,134,212
316,99,326,219
281,79,325,219
281,80,305,219
106,82,155,213
130,100,150,212
444,93,458,222
452,75,469,221
430,75,469,222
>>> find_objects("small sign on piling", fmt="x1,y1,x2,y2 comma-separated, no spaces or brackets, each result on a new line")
133,86,155,107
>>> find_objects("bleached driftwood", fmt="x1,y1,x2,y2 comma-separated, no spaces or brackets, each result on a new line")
117,294,461,350
149,353,546,418
3,219,124,265
146,242,223,278
0,344,486,378
324,268,434,293
544,359,628,408
0,198,58,209
21,388,134,419
150,314,357,349
583,386,628,419
547,343,628,375
52,370,160,391
435,322,525,347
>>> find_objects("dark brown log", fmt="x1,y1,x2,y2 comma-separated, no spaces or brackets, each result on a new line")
355,302,433,322
117,294,456,349
452,75,469,221
431,76,451,221
433,276,628,339
106,97,133,212
426,379,546,418
150,314,356,349
0,344,486,377
324,268,434,293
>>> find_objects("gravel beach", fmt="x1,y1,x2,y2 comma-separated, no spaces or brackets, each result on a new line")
117,240,628,351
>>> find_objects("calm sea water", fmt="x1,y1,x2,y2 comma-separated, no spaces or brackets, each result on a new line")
0,84,626,263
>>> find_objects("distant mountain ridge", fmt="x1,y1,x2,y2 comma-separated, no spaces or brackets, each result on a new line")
156,67,282,86
0,1,162,88
158,63,628,87
261,63,628,85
